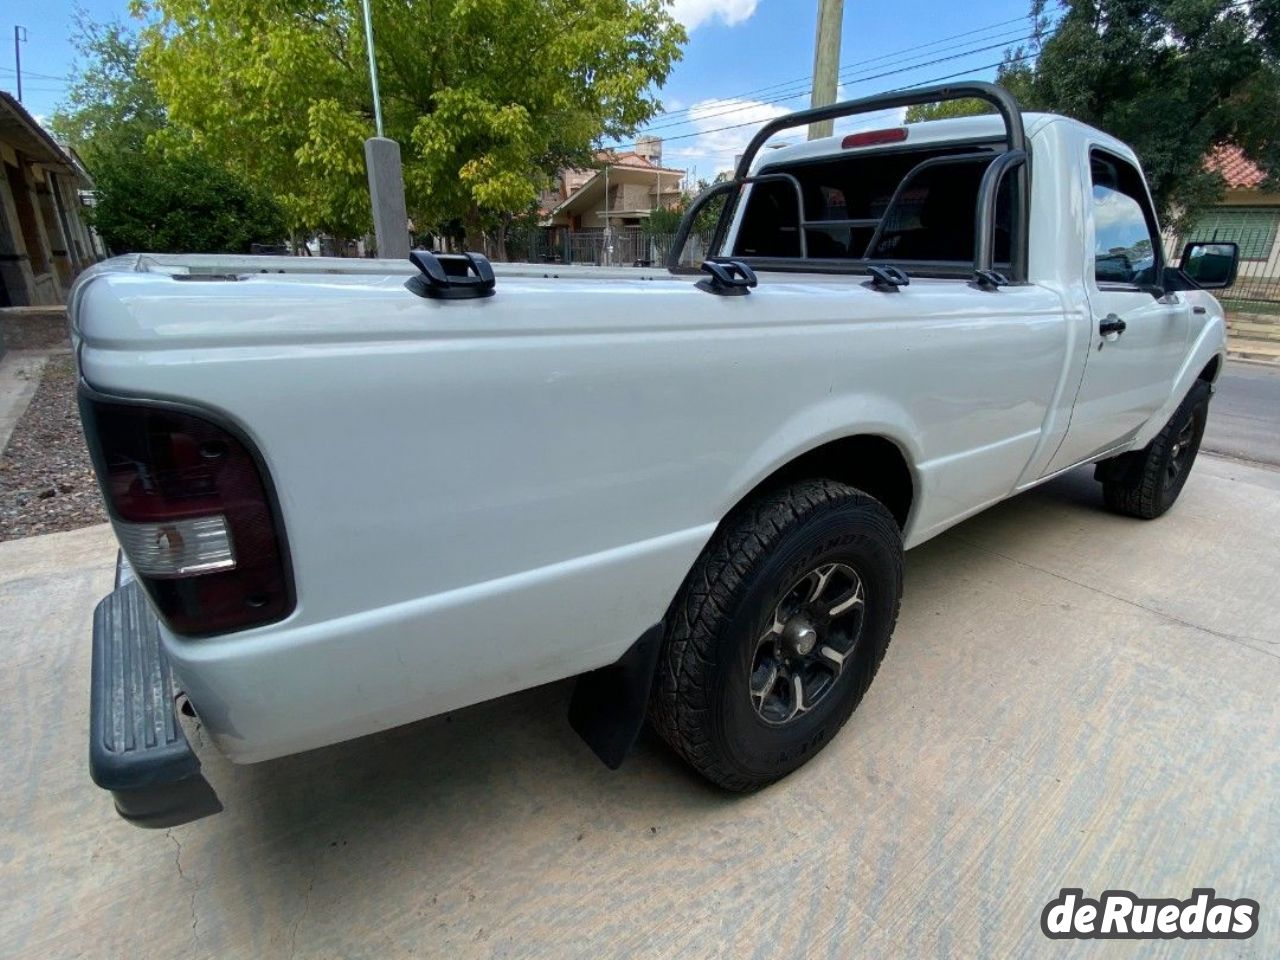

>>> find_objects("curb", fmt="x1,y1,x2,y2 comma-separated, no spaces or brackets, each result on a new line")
1227,352,1280,367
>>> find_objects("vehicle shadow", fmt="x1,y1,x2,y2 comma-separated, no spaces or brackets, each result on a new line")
212,467,1107,830
183,466,1114,931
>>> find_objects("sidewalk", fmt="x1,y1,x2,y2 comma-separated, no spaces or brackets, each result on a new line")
0,351,50,452
1227,308,1280,363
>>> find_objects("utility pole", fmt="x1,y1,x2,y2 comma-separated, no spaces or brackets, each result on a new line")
602,163,611,266
358,0,410,259
14,27,27,103
807,0,844,140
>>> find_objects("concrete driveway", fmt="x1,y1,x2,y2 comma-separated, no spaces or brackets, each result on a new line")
2,454,1277,959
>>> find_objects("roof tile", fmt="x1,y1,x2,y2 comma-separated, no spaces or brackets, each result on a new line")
1206,144,1266,190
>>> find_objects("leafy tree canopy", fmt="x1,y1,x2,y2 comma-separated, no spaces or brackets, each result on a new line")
644,173,731,235
134,0,686,242
91,152,287,253
905,0,1280,228
904,97,999,124
49,12,166,167
51,9,287,254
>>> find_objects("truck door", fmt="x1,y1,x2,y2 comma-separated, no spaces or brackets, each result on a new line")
1046,148,1189,473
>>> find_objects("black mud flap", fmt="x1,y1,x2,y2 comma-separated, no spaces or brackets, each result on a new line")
568,622,665,770
1094,448,1146,485
89,576,222,827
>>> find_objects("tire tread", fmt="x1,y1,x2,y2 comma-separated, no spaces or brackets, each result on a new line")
650,479,902,791
1103,380,1210,520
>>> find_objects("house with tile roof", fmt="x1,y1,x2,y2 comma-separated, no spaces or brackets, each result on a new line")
1173,144,1280,300
530,137,688,265
541,140,686,232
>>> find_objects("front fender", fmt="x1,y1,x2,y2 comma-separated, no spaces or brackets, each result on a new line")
1130,307,1226,450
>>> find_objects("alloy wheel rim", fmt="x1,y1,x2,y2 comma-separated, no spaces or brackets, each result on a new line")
749,561,866,725
1167,416,1196,483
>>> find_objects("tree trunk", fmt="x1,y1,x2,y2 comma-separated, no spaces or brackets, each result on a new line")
494,218,509,262
463,207,484,253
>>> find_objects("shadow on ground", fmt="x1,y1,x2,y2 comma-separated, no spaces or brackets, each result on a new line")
196,467,1116,890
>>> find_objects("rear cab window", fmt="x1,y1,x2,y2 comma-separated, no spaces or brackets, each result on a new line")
728,137,1017,277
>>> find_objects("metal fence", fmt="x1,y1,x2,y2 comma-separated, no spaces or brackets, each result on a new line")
1165,225,1280,307
498,228,710,268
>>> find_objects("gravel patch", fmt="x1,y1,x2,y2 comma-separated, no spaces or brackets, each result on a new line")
0,309,72,350
0,354,107,541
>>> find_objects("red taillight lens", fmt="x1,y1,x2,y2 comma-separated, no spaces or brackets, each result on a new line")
79,391,293,636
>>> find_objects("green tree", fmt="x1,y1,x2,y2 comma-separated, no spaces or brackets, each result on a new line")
1023,0,1280,228
911,1,1280,229
91,152,287,253
49,12,166,166
51,9,288,254
644,174,731,236
904,97,991,124
136,0,686,245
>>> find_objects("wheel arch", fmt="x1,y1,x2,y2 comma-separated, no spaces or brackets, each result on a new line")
723,434,916,531
570,432,917,770
1198,354,1222,384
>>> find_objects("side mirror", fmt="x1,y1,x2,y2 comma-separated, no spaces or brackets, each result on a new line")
1178,241,1239,290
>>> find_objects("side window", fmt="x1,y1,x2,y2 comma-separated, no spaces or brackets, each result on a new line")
1090,151,1159,286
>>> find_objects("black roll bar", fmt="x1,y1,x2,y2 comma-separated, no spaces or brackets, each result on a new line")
974,148,1027,275
667,80,1030,282
668,172,809,271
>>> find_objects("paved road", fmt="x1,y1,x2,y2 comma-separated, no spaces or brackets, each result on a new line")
1204,360,1280,467
2,455,1278,958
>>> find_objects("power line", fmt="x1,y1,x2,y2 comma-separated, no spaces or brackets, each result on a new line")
0,66,70,81
644,30,1034,133
642,0,1257,141
649,13,1035,125
613,51,1038,154
639,32,1037,136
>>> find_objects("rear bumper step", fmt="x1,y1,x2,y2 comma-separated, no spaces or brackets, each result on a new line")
89,571,221,827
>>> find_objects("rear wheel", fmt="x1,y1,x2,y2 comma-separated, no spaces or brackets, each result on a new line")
649,479,903,791
1099,380,1211,520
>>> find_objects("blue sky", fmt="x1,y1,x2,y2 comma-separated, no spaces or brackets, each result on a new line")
2,0,1034,178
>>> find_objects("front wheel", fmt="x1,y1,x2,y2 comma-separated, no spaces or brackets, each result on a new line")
649,479,903,791
1098,379,1211,520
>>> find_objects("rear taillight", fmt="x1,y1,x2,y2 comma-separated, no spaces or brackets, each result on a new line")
79,391,293,636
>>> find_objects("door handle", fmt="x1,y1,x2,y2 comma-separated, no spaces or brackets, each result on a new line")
1099,314,1127,336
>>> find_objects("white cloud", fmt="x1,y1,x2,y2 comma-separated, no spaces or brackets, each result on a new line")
669,0,760,31
662,96,792,179
659,98,910,182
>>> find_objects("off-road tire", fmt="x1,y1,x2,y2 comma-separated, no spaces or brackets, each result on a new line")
1101,379,1211,520
649,479,903,791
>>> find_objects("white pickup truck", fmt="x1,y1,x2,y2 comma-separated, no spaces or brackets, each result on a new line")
73,83,1237,826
